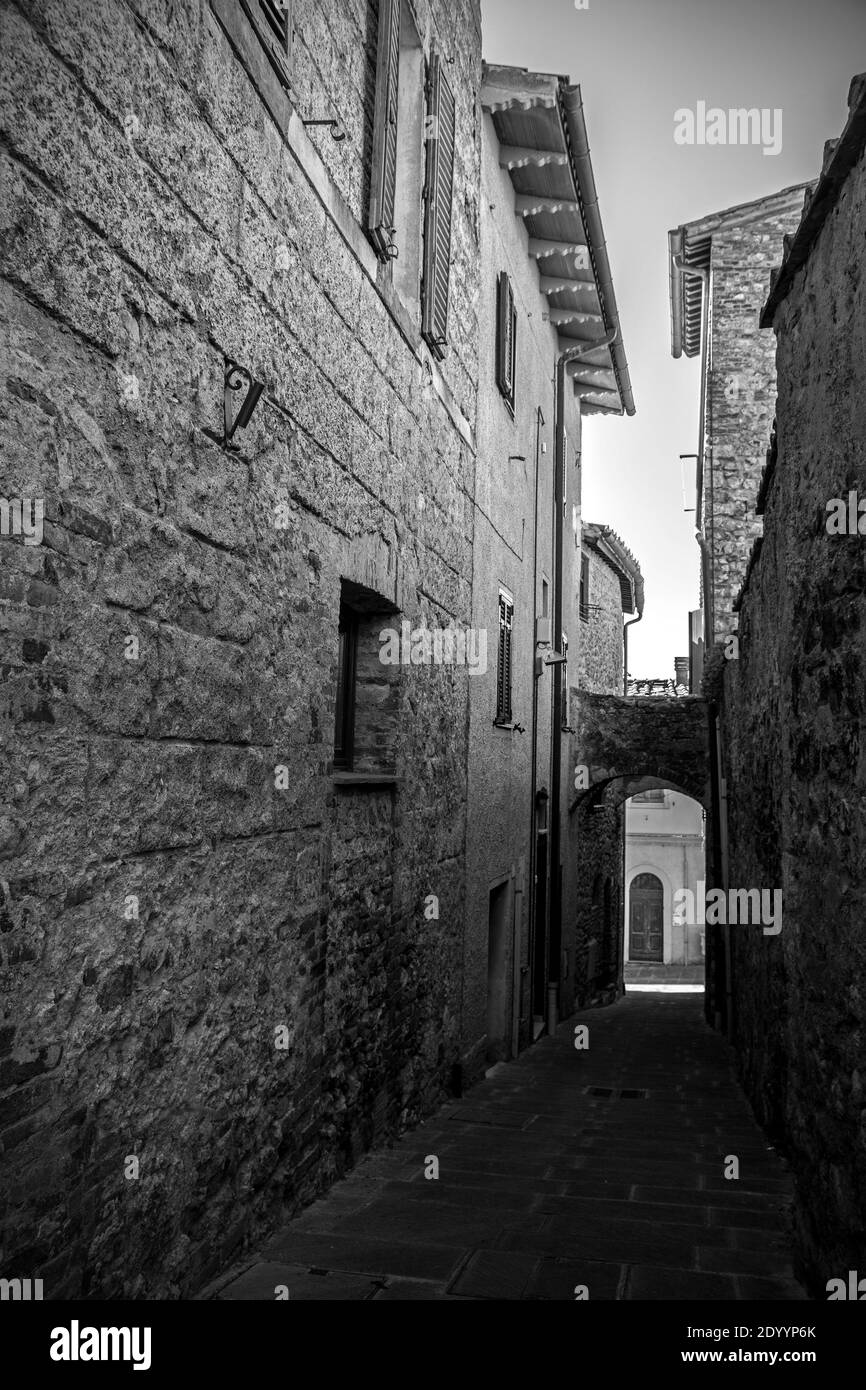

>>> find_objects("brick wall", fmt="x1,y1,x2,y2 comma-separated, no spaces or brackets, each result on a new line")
0,0,482,1297
720,143,866,1289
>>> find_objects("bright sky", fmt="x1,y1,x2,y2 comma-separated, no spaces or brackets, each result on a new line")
482,0,866,677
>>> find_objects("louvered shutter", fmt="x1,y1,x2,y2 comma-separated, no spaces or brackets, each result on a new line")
251,0,293,87
421,53,456,359
368,0,401,261
496,272,516,407
562,428,568,513
496,593,514,722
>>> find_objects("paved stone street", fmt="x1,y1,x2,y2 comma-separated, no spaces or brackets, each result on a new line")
206,993,807,1301
624,963,705,987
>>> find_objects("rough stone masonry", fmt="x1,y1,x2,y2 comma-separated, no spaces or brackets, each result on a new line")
719,84,866,1292
0,0,482,1297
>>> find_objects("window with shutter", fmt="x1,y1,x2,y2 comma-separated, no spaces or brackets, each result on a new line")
560,631,569,729
242,0,294,89
579,553,590,622
496,591,514,724
496,271,517,411
421,53,456,359
563,428,568,514
368,0,401,261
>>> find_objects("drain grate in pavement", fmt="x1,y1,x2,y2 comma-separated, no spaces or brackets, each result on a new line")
584,1086,649,1100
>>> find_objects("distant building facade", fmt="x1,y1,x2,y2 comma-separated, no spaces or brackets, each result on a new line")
668,182,811,675
570,523,643,1006
625,786,704,966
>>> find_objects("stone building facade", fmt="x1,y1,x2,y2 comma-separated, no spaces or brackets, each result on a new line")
714,75,866,1291
462,66,634,1059
0,0,483,1298
0,6,635,1298
669,181,810,658
569,524,643,1007
625,787,704,966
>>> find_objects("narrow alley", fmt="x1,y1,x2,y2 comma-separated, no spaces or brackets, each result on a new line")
3,0,865,1345
207,990,803,1302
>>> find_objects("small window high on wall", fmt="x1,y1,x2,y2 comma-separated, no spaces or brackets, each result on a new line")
496,589,514,724
579,552,590,621
244,0,294,89
496,271,517,413
367,3,456,353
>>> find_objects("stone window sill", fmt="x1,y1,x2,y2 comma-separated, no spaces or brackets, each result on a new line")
331,772,399,789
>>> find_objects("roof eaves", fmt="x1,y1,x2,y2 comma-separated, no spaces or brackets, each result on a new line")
582,522,644,614
559,83,635,416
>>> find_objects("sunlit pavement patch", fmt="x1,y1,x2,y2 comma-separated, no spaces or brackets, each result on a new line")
626,984,705,993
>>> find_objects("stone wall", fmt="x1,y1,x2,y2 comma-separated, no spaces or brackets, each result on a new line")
571,693,710,808
720,137,866,1290
568,801,624,1010
703,186,807,646
576,547,622,694
0,0,482,1297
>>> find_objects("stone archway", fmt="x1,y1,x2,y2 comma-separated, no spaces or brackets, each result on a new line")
569,692,711,812
565,691,713,1017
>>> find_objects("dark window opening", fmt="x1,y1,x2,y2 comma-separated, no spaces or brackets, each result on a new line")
579,552,590,622
334,603,358,770
333,579,400,776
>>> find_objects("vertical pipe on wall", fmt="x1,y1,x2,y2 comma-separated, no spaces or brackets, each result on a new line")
551,331,618,1031
526,405,545,1046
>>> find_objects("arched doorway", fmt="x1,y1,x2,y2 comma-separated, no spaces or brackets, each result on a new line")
629,872,663,962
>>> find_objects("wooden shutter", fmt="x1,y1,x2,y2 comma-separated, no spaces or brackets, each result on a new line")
245,0,293,88
421,53,456,359
368,0,401,260
496,593,514,722
496,271,517,408
562,428,568,513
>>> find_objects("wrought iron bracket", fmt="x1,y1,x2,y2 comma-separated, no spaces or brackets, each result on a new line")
223,361,265,449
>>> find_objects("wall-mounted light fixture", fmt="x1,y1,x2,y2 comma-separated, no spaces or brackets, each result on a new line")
224,361,265,448
302,116,346,141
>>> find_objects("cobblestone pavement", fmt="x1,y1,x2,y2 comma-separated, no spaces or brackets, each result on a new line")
206,993,806,1301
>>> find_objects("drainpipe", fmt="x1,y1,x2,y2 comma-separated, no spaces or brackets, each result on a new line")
549,328,618,1035
622,610,642,696
525,405,545,1054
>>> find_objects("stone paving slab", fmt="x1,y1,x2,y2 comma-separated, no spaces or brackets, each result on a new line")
206,994,806,1301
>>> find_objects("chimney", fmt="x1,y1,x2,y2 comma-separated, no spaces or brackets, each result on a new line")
674,656,689,688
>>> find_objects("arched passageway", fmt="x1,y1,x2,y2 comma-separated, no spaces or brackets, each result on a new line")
565,692,720,1018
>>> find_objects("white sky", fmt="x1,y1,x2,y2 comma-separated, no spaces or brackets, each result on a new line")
482,0,866,677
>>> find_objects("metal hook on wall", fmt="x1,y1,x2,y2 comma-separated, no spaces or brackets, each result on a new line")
224,361,265,449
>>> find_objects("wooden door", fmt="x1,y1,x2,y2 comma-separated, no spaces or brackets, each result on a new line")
629,873,663,961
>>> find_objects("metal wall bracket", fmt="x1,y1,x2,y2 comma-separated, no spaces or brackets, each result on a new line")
302,116,346,141
224,361,265,448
